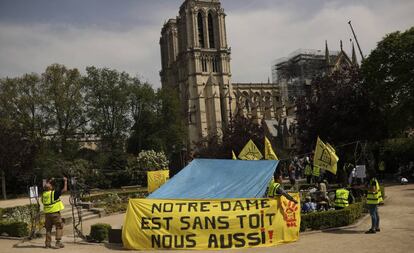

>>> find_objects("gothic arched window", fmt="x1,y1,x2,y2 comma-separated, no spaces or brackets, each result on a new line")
197,13,205,48
208,13,215,48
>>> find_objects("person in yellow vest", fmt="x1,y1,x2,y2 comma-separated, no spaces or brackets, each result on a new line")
312,164,320,183
42,177,67,248
366,176,383,234
267,173,298,204
304,157,313,184
334,184,354,210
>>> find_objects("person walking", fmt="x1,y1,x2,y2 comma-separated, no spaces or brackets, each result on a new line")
366,175,383,234
42,177,67,248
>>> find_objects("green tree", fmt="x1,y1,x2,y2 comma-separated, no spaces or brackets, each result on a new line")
42,64,86,153
0,75,43,199
296,67,385,152
362,27,414,136
194,115,265,159
127,82,161,153
83,67,132,150
126,150,169,185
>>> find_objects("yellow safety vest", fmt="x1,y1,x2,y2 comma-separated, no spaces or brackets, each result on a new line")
335,188,350,208
268,182,281,198
312,165,320,177
304,164,312,176
42,191,64,213
367,179,383,205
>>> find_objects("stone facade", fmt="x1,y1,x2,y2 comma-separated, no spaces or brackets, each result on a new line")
160,0,232,149
160,0,357,151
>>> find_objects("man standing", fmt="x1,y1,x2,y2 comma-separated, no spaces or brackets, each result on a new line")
42,177,67,248
334,184,354,210
366,176,383,234
267,173,298,204
304,157,313,184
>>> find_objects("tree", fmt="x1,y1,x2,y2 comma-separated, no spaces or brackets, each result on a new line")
42,64,86,153
361,26,414,136
127,82,160,153
194,115,265,159
0,121,37,199
0,75,43,199
296,67,385,152
126,150,169,185
83,67,132,150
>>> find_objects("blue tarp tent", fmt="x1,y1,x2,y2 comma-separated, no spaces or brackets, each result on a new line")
148,159,278,199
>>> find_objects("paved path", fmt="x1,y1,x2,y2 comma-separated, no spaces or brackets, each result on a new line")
0,195,71,209
2,184,414,253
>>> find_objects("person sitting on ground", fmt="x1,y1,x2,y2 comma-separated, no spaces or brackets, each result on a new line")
317,179,331,209
267,173,298,204
302,196,317,213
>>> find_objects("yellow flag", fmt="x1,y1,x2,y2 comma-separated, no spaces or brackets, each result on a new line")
238,139,263,160
265,137,279,160
232,150,237,160
147,170,169,193
313,137,339,175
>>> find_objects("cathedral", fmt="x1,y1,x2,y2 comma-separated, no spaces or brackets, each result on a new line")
160,0,356,151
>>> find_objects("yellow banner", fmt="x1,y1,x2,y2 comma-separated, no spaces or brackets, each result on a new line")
147,170,169,193
122,195,300,250
314,137,339,175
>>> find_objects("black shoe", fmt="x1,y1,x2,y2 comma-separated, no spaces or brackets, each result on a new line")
365,229,376,234
375,228,380,232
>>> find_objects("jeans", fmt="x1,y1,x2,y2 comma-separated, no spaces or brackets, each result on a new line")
367,204,380,230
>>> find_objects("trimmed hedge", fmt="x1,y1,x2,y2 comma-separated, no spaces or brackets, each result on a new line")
90,223,112,242
81,190,147,203
300,202,364,232
0,221,29,237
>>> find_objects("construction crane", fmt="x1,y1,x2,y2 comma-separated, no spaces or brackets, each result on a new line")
348,20,365,60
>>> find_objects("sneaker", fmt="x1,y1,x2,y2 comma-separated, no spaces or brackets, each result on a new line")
45,244,52,249
55,241,65,248
375,228,381,232
365,229,376,234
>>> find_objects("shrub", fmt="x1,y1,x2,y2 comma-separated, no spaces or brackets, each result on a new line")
300,202,364,232
0,204,38,224
0,221,29,237
81,190,147,203
90,223,112,242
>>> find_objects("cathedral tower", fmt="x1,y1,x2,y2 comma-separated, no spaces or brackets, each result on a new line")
160,0,232,149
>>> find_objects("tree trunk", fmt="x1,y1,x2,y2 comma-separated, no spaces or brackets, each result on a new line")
1,169,6,200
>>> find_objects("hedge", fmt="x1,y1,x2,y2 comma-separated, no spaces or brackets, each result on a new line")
0,221,29,237
81,190,148,203
300,202,364,232
90,223,112,242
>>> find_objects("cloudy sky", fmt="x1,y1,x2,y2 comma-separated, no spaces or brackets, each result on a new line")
0,0,413,87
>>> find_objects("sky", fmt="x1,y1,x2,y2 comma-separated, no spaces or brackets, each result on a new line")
0,0,413,87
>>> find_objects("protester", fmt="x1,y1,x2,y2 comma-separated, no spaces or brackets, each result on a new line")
267,173,298,204
302,196,316,213
334,184,354,210
304,156,313,184
42,177,67,248
366,174,383,234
